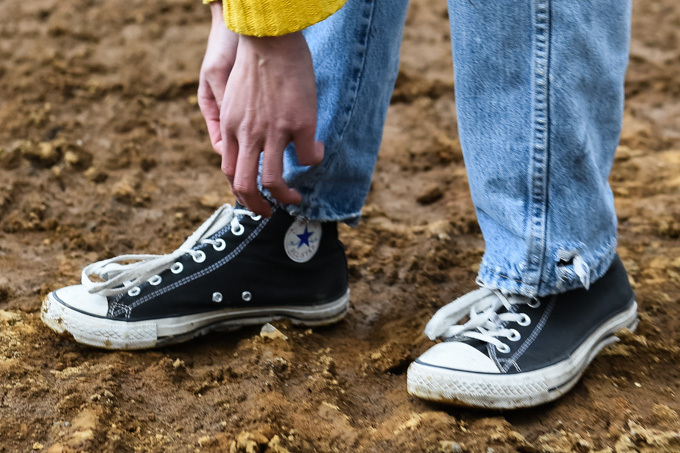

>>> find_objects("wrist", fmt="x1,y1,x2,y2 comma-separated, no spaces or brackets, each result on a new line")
210,1,224,24
240,32,306,55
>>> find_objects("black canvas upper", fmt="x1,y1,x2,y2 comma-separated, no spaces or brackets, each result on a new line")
78,208,348,321
455,255,635,374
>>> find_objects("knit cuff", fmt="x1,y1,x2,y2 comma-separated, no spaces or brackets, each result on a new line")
218,0,346,37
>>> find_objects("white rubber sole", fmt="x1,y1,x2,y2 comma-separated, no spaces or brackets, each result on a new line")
407,301,638,409
41,289,350,350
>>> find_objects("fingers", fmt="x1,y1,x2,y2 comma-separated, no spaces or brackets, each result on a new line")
197,81,223,154
293,127,324,166
231,141,272,217
211,78,226,111
261,136,302,207
220,119,323,215
221,132,239,188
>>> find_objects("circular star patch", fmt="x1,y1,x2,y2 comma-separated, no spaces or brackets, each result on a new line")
284,219,322,263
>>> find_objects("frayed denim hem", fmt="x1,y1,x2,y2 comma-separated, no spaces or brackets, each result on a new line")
476,238,618,298
280,202,362,227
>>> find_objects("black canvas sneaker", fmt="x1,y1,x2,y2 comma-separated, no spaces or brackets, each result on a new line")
42,204,349,349
407,255,637,409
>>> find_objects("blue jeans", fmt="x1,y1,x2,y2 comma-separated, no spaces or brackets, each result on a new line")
269,0,631,298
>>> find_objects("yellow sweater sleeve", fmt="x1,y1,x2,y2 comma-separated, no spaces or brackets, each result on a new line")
203,0,346,37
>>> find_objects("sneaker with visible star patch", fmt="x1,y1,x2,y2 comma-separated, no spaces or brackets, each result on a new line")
407,255,637,409
41,204,349,349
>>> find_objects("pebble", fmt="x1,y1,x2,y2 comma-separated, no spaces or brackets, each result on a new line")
260,323,288,341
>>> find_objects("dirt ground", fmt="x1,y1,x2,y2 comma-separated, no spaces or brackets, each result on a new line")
0,0,679,451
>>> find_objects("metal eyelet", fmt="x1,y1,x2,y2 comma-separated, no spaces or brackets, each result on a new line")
212,292,223,303
212,238,226,251
496,343,511,354
250,215,262,221
128,287,141,297
507,329,521,341
232,223,245,236
528,299,541,308
517,314,531,326
171,262,183,274
149,275,162,286
241,291,252,302
192,250,206,263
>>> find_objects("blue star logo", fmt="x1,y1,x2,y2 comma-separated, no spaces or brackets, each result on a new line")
296,226,314,248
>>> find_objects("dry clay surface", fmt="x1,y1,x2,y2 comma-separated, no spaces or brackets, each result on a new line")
0,0,679,451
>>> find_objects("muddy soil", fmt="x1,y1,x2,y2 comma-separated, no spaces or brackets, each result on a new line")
0,0,679,451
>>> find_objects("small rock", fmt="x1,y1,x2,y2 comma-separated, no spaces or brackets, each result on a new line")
172,359,185,369
84,167,108,183
416,185,444,205
198,435,215,447
653,404,680,425
267,435,291,453
229,431,269,453
260,323,288,341
112,179,135,204
32,442,44,450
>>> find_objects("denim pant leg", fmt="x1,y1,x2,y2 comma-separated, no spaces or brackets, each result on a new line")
266,0,409,225
448,0,632,297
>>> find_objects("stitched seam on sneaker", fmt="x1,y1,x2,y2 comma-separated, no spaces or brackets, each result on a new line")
488,343,503,371
106,219,252,314
504,296,556,369
109,302,131,318
112,218,271,318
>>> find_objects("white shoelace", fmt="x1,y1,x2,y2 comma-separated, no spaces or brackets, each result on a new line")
424,288,538,353
82,204,259,297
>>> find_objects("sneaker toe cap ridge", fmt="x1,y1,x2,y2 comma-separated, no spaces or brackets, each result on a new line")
416,342,501,374
52,285,109,317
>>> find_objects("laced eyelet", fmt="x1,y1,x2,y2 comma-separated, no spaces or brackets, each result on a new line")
171,262,183,274
241,291,252,302
528,299,541,308
232,223,245,236
507,329,521,341
149,275,162,286
212,292,223,303
192,250,206,263
128,287,141,297
250,215,262,221
496,343,511,354
212,238,226,251
517,314,531,326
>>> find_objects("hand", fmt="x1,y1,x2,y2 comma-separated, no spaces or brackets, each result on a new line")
221,32,324,217
198,2,238,154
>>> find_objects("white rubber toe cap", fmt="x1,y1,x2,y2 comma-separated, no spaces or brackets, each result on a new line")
51,285,109,317
416,342,501,373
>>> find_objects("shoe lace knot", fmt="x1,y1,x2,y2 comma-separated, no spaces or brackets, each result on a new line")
81,204,260,297
424,288,538,354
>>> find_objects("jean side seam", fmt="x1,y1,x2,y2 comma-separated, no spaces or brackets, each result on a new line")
301,0,377,220
336,0,376,143
526,0,552,291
